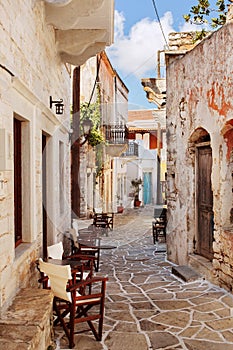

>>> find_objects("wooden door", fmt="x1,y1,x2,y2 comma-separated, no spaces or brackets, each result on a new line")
42,134,47,259
197,145,214,260
14,118,22,247
143,172,152,204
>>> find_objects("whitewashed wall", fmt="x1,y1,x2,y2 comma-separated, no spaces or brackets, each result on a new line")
0,0,71,311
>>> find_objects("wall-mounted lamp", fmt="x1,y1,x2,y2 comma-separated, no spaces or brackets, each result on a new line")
49,96,64,115
80,117,93,146
69,118,93,146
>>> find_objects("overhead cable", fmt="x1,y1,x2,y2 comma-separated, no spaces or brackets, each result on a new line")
151,0,169,48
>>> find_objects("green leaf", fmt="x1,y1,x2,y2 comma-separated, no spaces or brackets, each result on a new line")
184,0,229,30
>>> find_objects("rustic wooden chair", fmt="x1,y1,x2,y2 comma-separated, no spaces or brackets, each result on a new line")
47,242,94,280
152,208,167,243
93,212,114,231
38,258,108,349
70,222,101,272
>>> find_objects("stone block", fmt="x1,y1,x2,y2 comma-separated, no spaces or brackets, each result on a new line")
172,265,202,282
0,288,53,350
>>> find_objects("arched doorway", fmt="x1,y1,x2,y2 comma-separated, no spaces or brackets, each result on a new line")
190,128,214,260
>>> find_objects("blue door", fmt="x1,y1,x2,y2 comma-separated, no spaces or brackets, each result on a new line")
143,173,152,204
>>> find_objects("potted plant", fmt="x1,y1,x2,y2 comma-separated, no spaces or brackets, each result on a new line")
117,195,124,213
131,178,142,207
117,204,124,213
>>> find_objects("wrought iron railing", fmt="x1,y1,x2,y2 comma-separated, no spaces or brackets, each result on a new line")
122,141,139,157
104,124,127,144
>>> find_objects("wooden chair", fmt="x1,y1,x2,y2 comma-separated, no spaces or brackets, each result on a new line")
47,242,94,280
38,258,108,349
152,208,167,243
47,241,63,259
93,212,114,232
70,221,101,272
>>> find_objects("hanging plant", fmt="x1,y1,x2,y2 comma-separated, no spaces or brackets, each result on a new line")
80,96,104,147
88,128,104,147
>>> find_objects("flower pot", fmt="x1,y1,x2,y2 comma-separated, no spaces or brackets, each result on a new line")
134,200,141,207
117,206,124,213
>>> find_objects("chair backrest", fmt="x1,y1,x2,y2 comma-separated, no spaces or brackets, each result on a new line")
38,258,72,302
47,241,64,260
154,208,167,221
94,207,102,214
69,227,80,249
72,220,80,236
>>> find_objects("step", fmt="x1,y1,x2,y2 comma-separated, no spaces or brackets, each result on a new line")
172,265,202,282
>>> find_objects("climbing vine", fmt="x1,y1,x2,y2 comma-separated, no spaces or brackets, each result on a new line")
80,86,104,148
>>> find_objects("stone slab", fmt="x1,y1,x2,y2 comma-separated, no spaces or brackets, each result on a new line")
172,265,202,282
0,288,53,350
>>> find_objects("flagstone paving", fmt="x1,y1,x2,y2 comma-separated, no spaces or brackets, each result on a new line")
55,206,233,350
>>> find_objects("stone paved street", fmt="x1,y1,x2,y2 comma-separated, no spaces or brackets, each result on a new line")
55,206,233,350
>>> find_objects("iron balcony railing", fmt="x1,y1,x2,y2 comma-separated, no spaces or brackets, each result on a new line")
104,124,128,144
122,141,139,157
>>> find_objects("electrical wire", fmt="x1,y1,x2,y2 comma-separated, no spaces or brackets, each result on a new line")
151,0,169,48
87,55,101,106
121,0,168,80
123,53,157,80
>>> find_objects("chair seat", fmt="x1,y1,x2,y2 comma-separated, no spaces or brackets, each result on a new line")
76,297,101,305
81,247,98,251
75,270,89,278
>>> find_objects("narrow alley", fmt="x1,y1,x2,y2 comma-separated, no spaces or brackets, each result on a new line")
55,206,233,350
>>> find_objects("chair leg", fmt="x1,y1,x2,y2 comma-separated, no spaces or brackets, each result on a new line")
54,299,74,348
152,224,156,244
98,295,105,340
69,302,76,349
96,249,100,272
155,228,159,242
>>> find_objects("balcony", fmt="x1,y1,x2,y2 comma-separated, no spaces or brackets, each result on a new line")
122,141,139,157
43,0,114,66
104,124,128,157
141,78,166,109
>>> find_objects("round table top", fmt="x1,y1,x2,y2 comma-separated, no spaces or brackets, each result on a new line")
79,241,117,250
98,245,117,250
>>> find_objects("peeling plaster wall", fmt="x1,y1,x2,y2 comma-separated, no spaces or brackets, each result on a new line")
166,24,233,290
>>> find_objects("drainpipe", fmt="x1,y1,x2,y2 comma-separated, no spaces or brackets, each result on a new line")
71,67,81,219
156,121,163,205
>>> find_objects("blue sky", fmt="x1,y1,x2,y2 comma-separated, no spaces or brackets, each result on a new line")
106,0,209,110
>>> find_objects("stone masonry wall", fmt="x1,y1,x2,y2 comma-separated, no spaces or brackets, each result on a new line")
166,24,233,290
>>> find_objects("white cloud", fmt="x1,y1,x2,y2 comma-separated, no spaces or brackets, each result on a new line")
107,10,175,79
